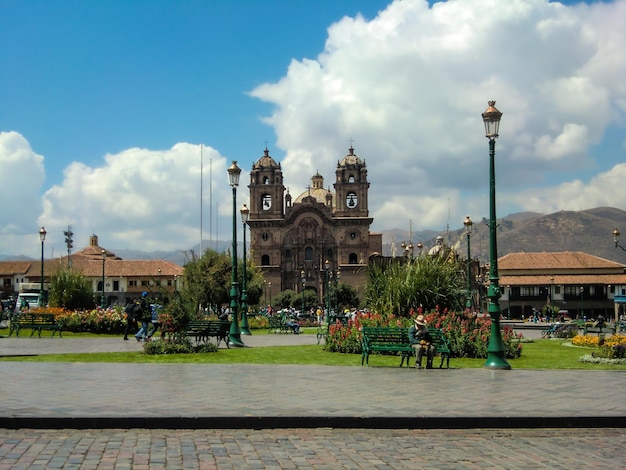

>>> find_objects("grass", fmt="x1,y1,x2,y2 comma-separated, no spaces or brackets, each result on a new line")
1,330,625,369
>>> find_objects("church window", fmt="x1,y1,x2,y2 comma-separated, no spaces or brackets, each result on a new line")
350,231,356,239
349,253,358,264
263,176,269,184
346,192,357,208
261,254,270,265
262,232,269,241
348,174,355,183
285,249,292,258
305,247,313,261
262,194,272,210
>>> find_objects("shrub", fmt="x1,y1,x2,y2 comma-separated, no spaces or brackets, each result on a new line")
142,335,218,355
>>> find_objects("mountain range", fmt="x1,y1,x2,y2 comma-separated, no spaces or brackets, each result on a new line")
4,207,626,267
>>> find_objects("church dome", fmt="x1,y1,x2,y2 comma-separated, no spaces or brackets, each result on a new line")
293,171,335,206
338,146,363,167
253,148,280,169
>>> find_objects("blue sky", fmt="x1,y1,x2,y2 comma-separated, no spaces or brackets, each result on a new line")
1,0,625,259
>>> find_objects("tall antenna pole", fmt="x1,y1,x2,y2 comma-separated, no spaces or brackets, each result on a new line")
200,144,203,254
210,156,214,250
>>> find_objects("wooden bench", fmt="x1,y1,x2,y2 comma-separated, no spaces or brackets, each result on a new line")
267,315,291,334
184,320,230,347
361,326,414,367
361,326,451,368
9,312,63,338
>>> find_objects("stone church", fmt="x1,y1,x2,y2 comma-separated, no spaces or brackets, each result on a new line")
246,147,382,302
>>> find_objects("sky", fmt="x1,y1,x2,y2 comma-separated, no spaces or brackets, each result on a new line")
1,0,625,259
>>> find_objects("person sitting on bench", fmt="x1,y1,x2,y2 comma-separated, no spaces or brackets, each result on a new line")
408,315,434,369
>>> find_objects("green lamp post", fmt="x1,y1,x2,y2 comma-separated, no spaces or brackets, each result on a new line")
335,267,341,314
301,270,306,314
325,259,331,320
101,249,106,308
482,100,511,370
227,160,244,347
39,227,46,307
240,203,251,335
464,215,473,310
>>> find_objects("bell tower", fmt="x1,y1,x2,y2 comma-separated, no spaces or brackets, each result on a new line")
334,146,369,218
248,148,285,220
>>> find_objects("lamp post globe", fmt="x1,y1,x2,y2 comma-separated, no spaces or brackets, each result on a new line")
240,203,251,335
464,216,473,310
482,101,511,370
613,228,626,251
39,227,47,307
227,160,244,347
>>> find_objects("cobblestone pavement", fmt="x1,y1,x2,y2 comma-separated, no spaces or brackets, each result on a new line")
1,428,624,469
1,332,625,469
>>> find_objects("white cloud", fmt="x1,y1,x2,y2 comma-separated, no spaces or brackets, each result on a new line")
39,143,239,256
0,131,45,255
251,0,626,233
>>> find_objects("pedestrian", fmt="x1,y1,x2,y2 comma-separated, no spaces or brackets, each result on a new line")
134,292,152,342
595,314,605,330
122,298,138,340
281,309,300,334
146,303,162,340
408,314,434,369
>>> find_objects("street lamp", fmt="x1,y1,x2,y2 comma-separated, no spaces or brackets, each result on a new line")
580,286,584,320
336,267,341,314
550,276,554,318
325,259,331,320
227,160,244,347
482,100,511,370
268,282,272,308
506,285,511,320
101,250,106,308
240,203,251,335
301,270,306,314
613,229,626,251
464,216,473,310
39,227,46,307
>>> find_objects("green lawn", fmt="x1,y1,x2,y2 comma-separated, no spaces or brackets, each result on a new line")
1,334,624,369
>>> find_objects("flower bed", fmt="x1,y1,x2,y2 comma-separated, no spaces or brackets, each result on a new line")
325,307,523,359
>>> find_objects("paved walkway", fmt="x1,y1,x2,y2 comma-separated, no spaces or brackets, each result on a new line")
1,332,625,469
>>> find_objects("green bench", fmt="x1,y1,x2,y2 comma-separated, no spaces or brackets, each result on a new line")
9,312,63,338
361,326,413,367
267,315,292,334
184,320,230,347
361,326,451,368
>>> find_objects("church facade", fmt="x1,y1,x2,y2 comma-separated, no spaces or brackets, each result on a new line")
246,147,382,304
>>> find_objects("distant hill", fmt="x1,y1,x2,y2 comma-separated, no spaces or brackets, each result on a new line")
381,207,626,265
4,207,626,266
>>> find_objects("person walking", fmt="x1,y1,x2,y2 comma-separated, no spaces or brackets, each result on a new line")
134,292,151,342
146,303,162,341
408,314,434,369
122,298,138,340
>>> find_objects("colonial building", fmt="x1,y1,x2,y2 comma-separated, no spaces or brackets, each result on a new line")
498,251,626,321
0,235,183,306
246,147,382,302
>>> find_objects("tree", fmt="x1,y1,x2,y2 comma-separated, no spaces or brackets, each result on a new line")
335,284,359,312
181,248,266,318
365,255,464,316
49,266,95,310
